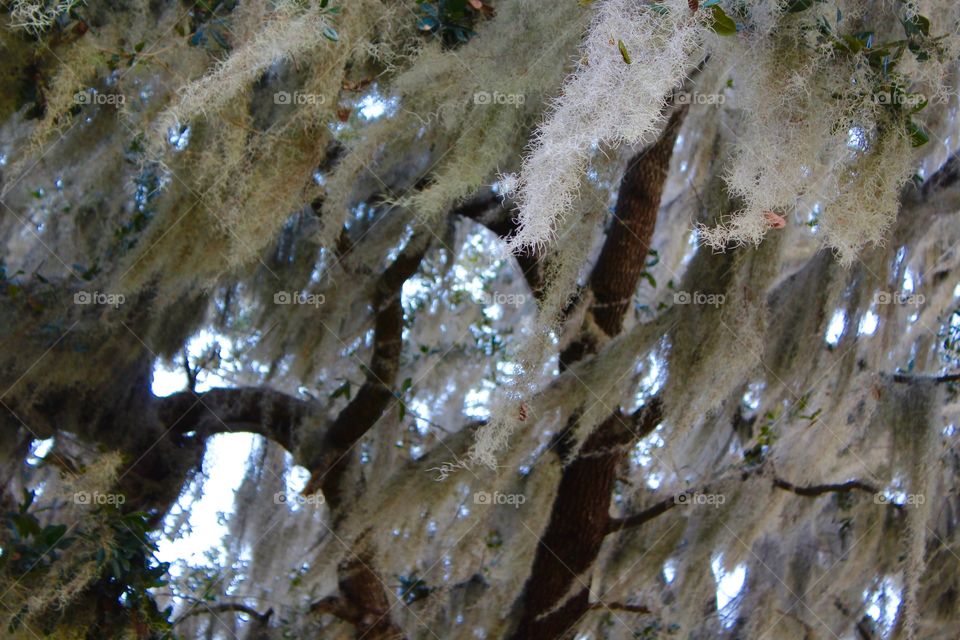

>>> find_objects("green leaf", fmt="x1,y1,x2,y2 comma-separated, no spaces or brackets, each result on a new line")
906,120,929,147
617,39,631,65
839,34,865,52
12,513,40,538
640,272,657,289
323,26,339,41
209,28,230,50
709,6,737,35
19,490,34,513
330,380,351,400
902,14,930,37
39,524,67,548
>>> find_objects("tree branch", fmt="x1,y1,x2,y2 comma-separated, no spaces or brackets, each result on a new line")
607,492,685,534
588,601,651,615
888,372,960,385
174,602,273,625
773,477,878,497
609,474,881,534
155,387,314,452
304,233,430,508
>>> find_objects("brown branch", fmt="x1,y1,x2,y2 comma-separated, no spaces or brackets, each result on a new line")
607,491,686,534
507,103,687,640
773,477,878,497
888,372,960,385
309,595,360,623
609,474,880,534
588,601,652,615
588,104,689,338
175,602,273,625
507,400,663,639
155,387,313,452
305,233,430,508
559,105,687,368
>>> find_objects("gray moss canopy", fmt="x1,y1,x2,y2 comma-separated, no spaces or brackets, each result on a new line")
1,0,960,638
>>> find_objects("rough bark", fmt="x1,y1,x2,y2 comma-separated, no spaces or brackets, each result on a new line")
509,106,687,640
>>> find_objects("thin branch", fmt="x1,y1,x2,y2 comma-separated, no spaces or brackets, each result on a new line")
607,492,687,534
175,602,273,625
588,601,651,615
609,474,880,534
773,477,878,497
888,372,960,385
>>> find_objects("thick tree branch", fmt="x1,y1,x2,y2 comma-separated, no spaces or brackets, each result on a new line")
559,105,687,368
508,104,687,640
588,104,689,338
508,400,662,639
305,233,430,508
155,387,314,451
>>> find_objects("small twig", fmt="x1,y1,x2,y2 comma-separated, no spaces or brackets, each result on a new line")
589,601,652,615
174,602,273,625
